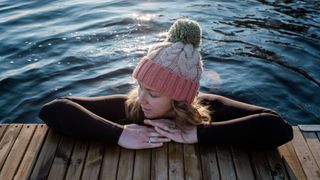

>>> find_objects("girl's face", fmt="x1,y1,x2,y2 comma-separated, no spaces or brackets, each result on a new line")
137,82,174,119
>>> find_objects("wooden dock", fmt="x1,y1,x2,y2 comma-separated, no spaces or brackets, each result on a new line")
0,124,319,180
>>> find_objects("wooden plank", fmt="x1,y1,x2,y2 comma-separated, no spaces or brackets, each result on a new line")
81,141,104,180
0,125,36,179
265,148,290,180
65,139,89,180
99,143,120,180
184,144,202,180
0,125,8,141
151,143,168,180
47,136,75,180
303,132,320,169
0,124,22,171
133,149,151,180
278,142,307,180
168,142,184,180
1,124,319,180
14,124,48,180
198,144,219,180
298,125,320,132
291,126,320,179
216,145,236,180
250,149,273,180
231,146,254,180
117,148,134,180
29,129,61,180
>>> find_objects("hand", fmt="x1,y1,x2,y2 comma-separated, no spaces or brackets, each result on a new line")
118,124,171,150
144,119,198,144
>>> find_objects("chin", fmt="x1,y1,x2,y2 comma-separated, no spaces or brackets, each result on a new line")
144,113,158,119
143,113,152,118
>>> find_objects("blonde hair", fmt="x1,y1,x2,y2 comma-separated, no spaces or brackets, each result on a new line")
125,87,211,130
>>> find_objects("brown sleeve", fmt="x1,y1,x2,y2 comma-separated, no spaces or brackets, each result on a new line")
197,93,293,149
38,95,132,144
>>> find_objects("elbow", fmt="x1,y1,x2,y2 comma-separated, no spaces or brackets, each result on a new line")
39,101,52,121
275,114,293,143
39,101,53,122
39,98,71,129
263,113,293,148
39,98,64,120
281,120,293,145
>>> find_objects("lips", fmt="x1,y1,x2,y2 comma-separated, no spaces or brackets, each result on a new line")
141,106,151,112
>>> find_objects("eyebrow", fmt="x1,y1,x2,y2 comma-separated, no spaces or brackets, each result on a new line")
138,83,156,92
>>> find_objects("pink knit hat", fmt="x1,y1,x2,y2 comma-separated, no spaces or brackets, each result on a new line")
133,19,203,104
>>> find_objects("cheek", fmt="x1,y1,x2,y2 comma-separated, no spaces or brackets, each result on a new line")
150,99,172,114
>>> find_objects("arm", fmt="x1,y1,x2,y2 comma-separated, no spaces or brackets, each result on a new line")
197,93,293,149
39,95,170,149
197,113,293,149
146,94,293,149
38,95,128,144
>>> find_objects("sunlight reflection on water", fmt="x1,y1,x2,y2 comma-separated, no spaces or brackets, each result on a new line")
0,0,319,124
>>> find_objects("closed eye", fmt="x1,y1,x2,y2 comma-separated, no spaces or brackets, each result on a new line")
149,92,159,98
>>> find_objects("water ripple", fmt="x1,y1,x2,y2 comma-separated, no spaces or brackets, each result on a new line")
0,0,319,125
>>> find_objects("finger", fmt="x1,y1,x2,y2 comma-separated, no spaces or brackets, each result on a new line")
154,125,180,134
143,142,164,149
148,132,160,136
149,137,171,143
156,119,176,125
144,119,176,128
146,128,159,133
155,119,176,127
144,119,155,126
125,124,140,129
154,126,173,139
148,132,167,138
145,120,173,132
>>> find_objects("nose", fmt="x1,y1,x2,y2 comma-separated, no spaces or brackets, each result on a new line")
138,89,148,105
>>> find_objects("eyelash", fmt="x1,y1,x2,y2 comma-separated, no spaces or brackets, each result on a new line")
149,93,158,98
138,85,158,98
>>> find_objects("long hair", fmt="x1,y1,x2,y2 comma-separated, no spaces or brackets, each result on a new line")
125,87,211,130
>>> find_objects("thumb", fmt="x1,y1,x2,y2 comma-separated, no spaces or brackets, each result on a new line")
144,119,157,126
144,119,151,124
154,127,172,139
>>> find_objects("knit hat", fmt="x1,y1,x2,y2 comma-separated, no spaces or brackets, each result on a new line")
133,19,203,104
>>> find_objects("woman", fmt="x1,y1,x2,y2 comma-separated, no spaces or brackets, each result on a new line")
39,19,293,150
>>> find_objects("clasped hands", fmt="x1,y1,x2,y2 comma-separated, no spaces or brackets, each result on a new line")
118,119,198,150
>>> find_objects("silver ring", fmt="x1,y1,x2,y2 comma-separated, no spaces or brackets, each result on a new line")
148,137,151,143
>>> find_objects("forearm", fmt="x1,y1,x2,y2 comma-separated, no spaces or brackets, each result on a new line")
197,113,293,149
39,98,124,144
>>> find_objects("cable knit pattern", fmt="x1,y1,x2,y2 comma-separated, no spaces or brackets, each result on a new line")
133,19,203,103
146,42,202,81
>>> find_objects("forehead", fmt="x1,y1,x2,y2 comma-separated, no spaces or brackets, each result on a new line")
138,81,157,92
138,81,173,102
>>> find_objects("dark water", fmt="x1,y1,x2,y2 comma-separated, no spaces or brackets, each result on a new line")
0,0,319,125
